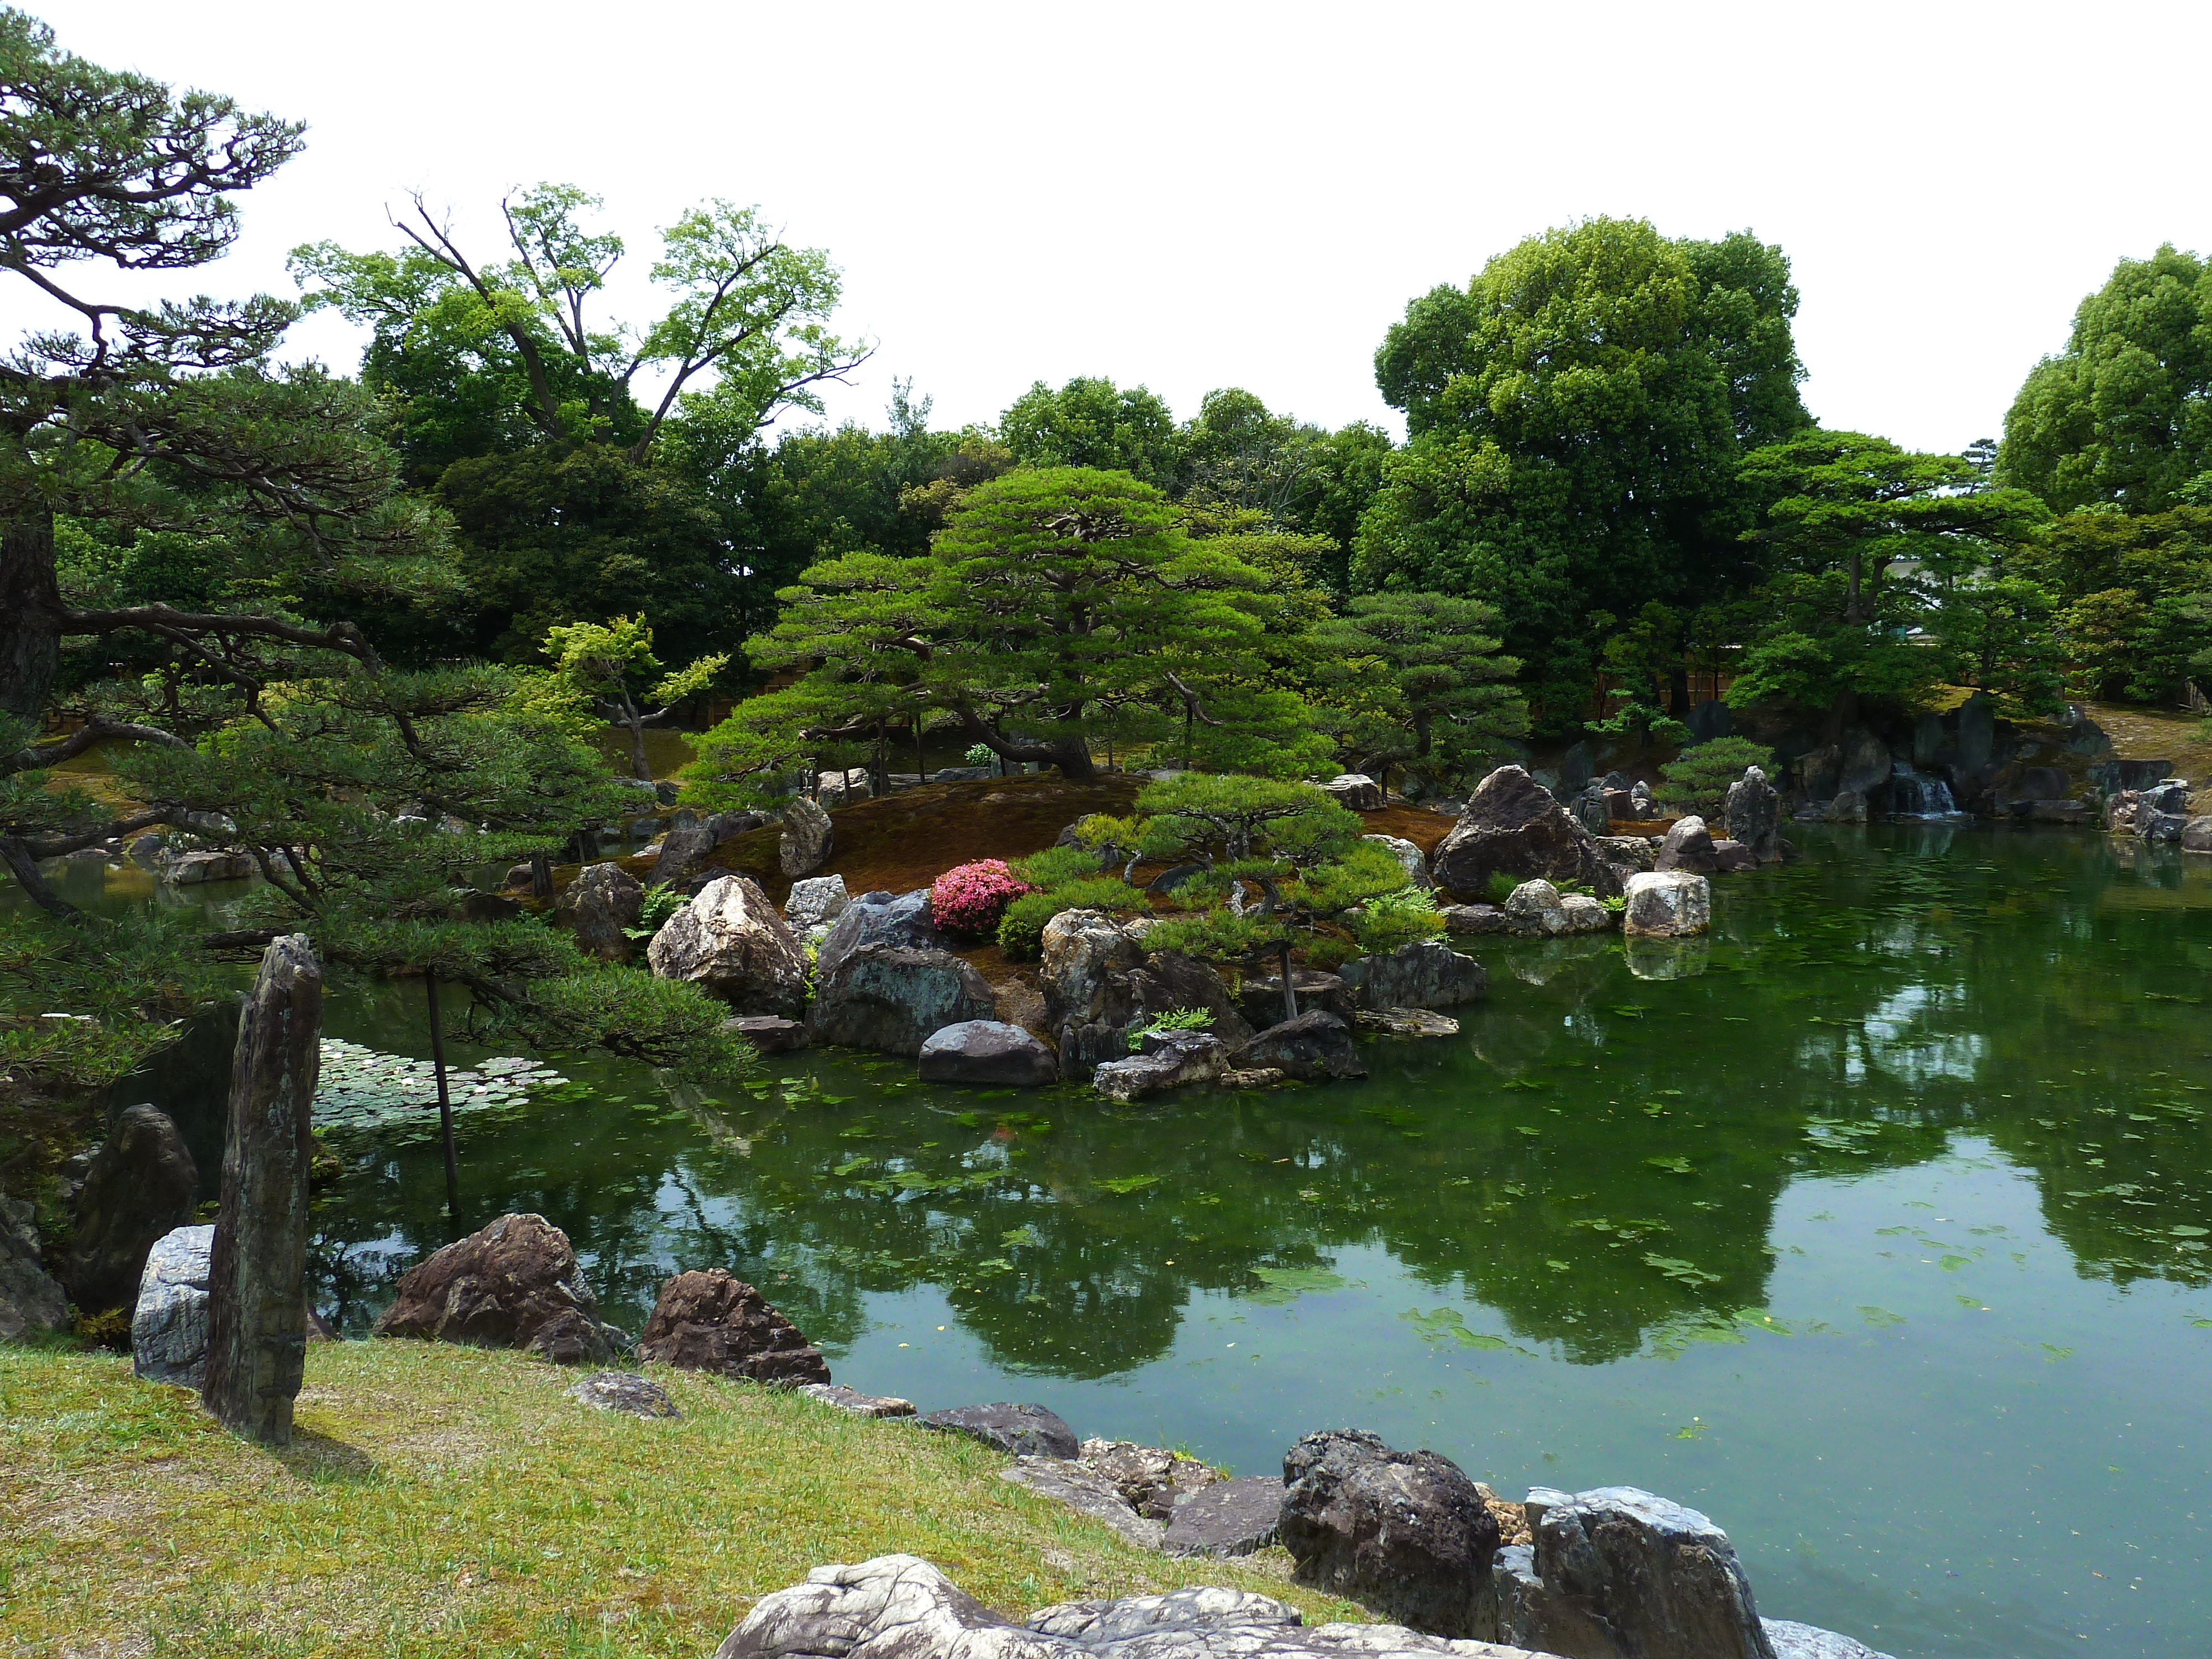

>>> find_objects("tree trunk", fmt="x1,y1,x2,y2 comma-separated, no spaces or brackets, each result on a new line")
912,714,924,785
202,933,321,1447
1277,941,1299,1024
529,851,552,898
0,834,76,919
1668,666,1692,718
425,973,462,1231
0,510,61,724
627,716,651,782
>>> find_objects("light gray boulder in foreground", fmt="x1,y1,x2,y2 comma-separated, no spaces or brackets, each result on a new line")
1621,872,1710,938
713,1554,1545,1659
919,1020,1058,1087
132,1223,215,1387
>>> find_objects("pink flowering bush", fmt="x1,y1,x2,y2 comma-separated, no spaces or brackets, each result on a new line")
929,859,1032,937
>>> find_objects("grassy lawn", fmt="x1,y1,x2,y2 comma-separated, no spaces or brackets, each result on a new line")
0,1341,1360,1658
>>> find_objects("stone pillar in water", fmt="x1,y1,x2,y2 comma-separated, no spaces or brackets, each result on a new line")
201,933,322,1446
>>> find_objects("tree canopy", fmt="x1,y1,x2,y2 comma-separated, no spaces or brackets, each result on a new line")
1999,245,2212,515
1354,217,1813,721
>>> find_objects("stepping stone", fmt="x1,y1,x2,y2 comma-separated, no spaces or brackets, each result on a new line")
568,1371,680,1419
920,1401,1078,1458
1162,1476,1284,1558
800,1383,916,1418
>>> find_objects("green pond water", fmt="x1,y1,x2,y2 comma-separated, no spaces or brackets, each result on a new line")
20,826,2212,1658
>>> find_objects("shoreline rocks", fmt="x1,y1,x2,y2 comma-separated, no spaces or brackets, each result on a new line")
920,1020,1058,1087
636,1268,828,1385
1431,766,1622,900
812,945,997,1057
648,875,810,1016
372,1212,612,1364
1621,872,1710,938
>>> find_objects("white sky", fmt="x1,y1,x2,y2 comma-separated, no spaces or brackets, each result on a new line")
23,1,2212,455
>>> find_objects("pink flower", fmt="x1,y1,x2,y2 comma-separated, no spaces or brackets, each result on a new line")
928,859,1032,937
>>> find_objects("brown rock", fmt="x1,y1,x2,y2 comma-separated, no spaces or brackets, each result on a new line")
1431,765,1619,899
635,1267,829,1384
372,1212,610,1363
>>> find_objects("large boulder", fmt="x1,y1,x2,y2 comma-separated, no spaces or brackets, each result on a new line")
0,1194,67,1343
1237,1011,1365,1081
919,1020,1058,1087
1654,816,1719,875
648,822,718,886
1037,914,1254,1080
1079,1437,1224,1520
817,768,873,807
1338,942,1485,1010
921,1401,1079,1458
61,1104,200,1314
1092,1030,1228,1102
712,1554,1542,1659
635,1267,828,1384
1432,766,1618,899
159,848,255,885
1497,1486,1773,1659
1362,834,1432,888
130,1223,214,1386
779,797,833,877
648,875,810,1016
2184,815,2212,853
2105,790,2190,842
816,889,944,980
1234,970,1354,1030
723,1014,811,1054
372,1212,612,1363
812,945,996,1056
783,874,850,931
1723,768,1783,862
1597,835,1655,873
1568,782,1611,836
556,862,644,962
1280,1428,1503,1639
1318,774,1384,811
1503,878,1570,935
1622,872,1710,938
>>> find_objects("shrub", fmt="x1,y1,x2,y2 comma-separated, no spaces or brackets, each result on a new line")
1124,1006,1214,1049
623,881,687,944
1352,884,1447,954
963,742,997,770
1011,844,1107,886
1656,735,1777,818
994,878,1140,961
995,890,1061,961
928,859,1031,936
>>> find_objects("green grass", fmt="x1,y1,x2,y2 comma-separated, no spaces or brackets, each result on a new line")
0,1341,1361,1657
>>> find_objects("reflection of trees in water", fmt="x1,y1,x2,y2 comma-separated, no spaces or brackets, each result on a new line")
305,826,2212,1371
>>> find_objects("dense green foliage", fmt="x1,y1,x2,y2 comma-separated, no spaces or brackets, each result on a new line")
1311,592,1526,794
2000,245,2212,514
1355,218,1814,721
1655,735,1777,817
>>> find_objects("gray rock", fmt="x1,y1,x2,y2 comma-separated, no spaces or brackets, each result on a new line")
1237,1012,1365,1081
1362,835,1433,889
1318,774,1384,811
1079,1437,1224,1519
1234,970,1354,1028
2142,781,2191,812
800,1382,916,1418
1002,1458,1166,1551
714,1555,1546,1659
722,1014,812,1053
783,874,851,930
131,1223,214,1385
1568,783,1611,836
813,945,997,1057
1338,941,1486,1010
648,875,810,1016
817,767,873,806
817,889,945,981
920,1401,1079,1458
1503,879,1569,935
933,765,993,782
2184,815,2212,853
1439,904,1515,936
1356,1007,1461,1038
1622,872,1710,938
2017,765,2072,801
204,935,321,1446
919,1020,1058,1087
159,848,255,885
648,822,719,886
569,1371,680,1418
2092,756,2173,792
62,1103,199,1314
2026,799,2091,825
1146,862,1211,894
1722,768,1782,862
1,1194,69,1344
779,797,833,878
1826,787,1868,823
1163,1475,1285,1558
128,832,168,867
1654,815,1718,874
1497,1485,1774,1659
556,862,644,962
1432,766,1619,899
1709,839,1757,873
2105,790,2191,842
1093,1030,1228,1102
1761,1620,1895,1659
1280,1428,1502,1639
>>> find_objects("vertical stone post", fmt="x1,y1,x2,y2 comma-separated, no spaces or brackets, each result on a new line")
201,933,322,1446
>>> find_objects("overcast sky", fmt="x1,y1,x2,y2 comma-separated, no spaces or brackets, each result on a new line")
25,1,2212,453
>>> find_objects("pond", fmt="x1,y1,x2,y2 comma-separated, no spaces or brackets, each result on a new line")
21,825,2212,1659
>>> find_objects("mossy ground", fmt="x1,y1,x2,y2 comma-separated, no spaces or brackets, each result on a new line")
0,1340,1363,1658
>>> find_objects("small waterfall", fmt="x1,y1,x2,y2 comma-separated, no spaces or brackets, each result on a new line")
1888,760,1960,818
